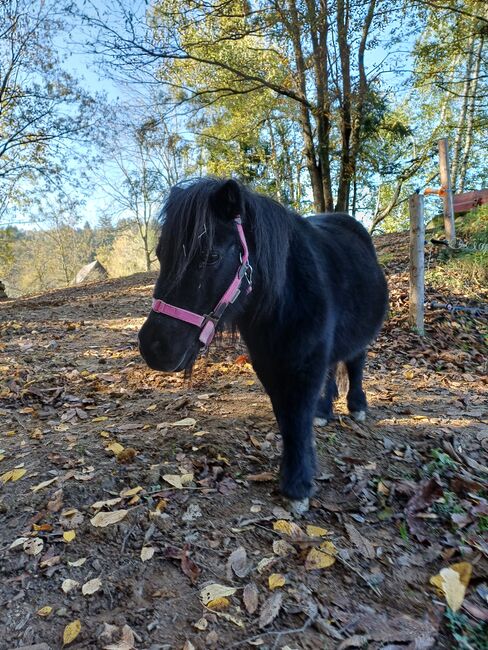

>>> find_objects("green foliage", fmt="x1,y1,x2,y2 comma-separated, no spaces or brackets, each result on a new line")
445,609,488,650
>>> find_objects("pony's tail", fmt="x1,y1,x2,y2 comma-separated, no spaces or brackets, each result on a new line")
336,362,349,397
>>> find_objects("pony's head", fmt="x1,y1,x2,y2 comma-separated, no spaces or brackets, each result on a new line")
138,178,251,372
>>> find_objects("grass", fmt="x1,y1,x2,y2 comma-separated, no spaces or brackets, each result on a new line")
445,610,488,650
426,206,488,299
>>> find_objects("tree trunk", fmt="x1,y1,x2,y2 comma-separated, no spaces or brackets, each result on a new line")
459,35,483,193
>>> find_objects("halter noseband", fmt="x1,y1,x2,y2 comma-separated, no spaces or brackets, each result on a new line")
151,217,252,351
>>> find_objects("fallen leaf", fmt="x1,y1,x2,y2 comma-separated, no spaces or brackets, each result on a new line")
90,509,128,527
207,596,231,610
259,591,283,628
430,562,472,612
63,530,76,543
63,619,81,646
268,573,286,590
141,546,155,562
162,473,194,489
91,497,122,510
273,519,304,540
62,579,80,593
37,606,53,617
1,467,26,483
172,417,197,427
272,540,296,557
103,624,136,650
23,538,44,556
246,472,275,482
243,582,259,614
10,536,29,550
200,583,237,605
228,546,250,578
306,525,329,537
106,442,124,455
68,558,87,567
305,542,337,570
120,486,143,498
181,545,201,584
31,477,58,492
194,617,208,630
345,523,375,560
82,577,102,595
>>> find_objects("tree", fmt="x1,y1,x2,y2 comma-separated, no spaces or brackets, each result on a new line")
97,117,188,270
0,0,101,223
82,0,414,213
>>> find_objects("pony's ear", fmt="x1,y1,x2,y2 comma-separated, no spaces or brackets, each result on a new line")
212,179,243,220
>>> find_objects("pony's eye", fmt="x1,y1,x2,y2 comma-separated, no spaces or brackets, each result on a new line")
199,251,220,267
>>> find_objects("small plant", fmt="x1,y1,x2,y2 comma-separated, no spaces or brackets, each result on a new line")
445,609,488,650
425,448,458,476
398,520,409,543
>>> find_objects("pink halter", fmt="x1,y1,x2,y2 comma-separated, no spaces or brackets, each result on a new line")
152,217,252,350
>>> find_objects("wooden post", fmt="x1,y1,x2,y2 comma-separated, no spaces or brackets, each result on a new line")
409,193,425,335
438,138,456,246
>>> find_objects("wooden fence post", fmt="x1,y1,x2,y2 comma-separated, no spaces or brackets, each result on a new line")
409,192,425,335
438,138,456,246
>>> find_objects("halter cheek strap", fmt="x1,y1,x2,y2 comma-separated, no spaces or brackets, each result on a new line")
151,217,252,350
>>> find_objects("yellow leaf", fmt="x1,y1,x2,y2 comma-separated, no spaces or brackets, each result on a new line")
1,468,26,483
120,486,143,498
305,546,336,570
99,430,110,438
6,430,16,436
0,454,5,461
37,606,53,617
450,562,472,588
404,369,414,380
90,509,128,527
92,416,108,422
63,530,76,543
430,562,472,610
320,540,337,555
268,573,286,590
63,619,81,646
306,525,329,537
206,596,231,610
147,404,158,411
440,568,467,612
273,519,304,539
106,442,124,455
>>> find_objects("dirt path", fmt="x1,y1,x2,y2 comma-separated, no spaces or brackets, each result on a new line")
0,257,487,649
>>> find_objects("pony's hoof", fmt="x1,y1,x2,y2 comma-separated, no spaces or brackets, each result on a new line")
287,497,309,515
351,410,366,422
314,417,328,426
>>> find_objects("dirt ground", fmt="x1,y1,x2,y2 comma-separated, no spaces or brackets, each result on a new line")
0,235,487,650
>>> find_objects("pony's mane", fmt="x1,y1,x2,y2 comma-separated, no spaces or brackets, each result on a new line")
158,177,299,313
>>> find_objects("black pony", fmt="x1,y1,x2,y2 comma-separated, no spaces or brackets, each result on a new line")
139,178,388,512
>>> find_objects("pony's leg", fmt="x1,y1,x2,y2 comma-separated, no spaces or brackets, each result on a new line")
263,369,325,513
314,365,338,425
346,351,367,422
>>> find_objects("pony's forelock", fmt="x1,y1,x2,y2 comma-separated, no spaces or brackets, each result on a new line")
157,177,296,316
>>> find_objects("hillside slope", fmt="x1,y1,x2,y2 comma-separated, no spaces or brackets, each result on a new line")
0,242,486,649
